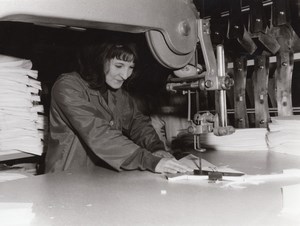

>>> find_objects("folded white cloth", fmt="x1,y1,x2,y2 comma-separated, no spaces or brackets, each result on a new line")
0,55,45,156
267,116,300,156
200,128,268,151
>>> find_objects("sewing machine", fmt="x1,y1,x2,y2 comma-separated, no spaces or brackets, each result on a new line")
0,0,235,155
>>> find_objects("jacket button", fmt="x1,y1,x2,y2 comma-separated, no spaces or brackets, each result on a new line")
109,120,114,126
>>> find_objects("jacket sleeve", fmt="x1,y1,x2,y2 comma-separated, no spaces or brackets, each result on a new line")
51,76,161,172
121,92,166,151
119,93,166,171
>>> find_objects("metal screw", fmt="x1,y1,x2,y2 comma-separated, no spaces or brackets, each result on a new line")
259,94,264,104
178,20,191,36
205,80,213,88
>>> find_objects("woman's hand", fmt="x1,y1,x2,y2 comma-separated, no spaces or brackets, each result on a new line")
152,150,174,158
155,157,194,174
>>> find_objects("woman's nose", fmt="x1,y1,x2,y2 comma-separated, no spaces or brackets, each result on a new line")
120,68,131,80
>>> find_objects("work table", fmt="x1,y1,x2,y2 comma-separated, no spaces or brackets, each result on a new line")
1,150,300,226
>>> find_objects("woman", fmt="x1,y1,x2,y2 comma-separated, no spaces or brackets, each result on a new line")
45,38,192,174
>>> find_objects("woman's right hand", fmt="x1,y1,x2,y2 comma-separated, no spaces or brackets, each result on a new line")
155,157,193,174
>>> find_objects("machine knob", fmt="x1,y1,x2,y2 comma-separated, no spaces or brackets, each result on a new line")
187,125,196,134
178,20,191,36
205,80,213,88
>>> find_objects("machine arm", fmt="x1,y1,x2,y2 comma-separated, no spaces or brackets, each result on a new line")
0,0,198,69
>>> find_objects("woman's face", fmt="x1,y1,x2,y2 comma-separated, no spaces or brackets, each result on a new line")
105,57,135,89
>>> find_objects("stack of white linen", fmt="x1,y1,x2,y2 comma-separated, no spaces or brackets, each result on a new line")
199,128,268,151
0,55,45,156
266,116,300,156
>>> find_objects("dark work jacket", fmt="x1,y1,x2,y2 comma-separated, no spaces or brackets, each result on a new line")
45,72,163,173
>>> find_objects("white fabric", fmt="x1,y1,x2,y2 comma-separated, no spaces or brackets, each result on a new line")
0,55,45,156
267,116,300,156
200,128,268,151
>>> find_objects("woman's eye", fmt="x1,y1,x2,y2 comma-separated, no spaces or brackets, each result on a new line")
115,64,122,68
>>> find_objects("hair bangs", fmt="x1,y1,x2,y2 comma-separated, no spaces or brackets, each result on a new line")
117,52,135,62
110,45,136,63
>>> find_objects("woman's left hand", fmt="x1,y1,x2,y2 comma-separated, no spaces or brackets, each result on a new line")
152,150,174,158
154,157,193,174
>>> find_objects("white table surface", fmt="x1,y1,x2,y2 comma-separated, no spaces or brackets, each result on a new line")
1,150,300,226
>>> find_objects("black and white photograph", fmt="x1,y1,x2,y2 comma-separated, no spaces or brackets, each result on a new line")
0,0,300,225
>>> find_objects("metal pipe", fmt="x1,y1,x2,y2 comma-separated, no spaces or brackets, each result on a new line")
216,44,227,127
196,90,200,112
187,90,191,122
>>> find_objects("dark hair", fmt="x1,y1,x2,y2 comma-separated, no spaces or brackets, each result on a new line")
76,40,139,90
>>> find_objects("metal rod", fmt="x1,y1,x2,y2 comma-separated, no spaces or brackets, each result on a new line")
187,90,191,122
196,90,200,112
166,81,201,91
216,44,227,127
